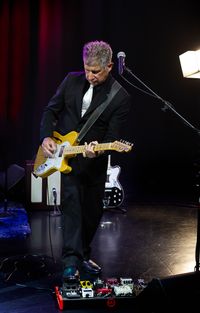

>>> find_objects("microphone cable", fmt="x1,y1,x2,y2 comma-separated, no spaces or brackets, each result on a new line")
45,184,56,264
120,71,158,99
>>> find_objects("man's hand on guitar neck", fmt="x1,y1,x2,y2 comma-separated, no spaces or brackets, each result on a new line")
83,141,104,158
41,137,57,158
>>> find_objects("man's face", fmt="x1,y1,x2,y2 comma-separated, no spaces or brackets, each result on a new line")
84,62,113,86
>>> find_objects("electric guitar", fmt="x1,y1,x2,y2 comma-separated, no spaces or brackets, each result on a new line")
103,154,124,208
33,131,133,178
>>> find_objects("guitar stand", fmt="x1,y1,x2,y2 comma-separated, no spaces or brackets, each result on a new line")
109,207,127,214
103,204,127,214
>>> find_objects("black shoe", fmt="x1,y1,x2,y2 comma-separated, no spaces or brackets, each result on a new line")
63,266,80,283
82,259,102,274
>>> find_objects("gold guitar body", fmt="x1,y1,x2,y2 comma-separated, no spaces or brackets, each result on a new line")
33,131,78,178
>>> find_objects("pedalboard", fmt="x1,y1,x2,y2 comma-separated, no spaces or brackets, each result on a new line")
55,276,146,310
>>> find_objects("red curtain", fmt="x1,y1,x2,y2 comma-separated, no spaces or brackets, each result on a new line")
0,0,65,166
0,0,30,124
0,0,63,125
0,0,102,166
37,0,63,108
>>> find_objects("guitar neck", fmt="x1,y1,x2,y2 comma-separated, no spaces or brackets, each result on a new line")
64,143,113,155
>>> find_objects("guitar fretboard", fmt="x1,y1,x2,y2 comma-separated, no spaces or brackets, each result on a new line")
64,143,113,155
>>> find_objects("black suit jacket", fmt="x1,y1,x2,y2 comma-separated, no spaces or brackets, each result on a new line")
40,72,131,184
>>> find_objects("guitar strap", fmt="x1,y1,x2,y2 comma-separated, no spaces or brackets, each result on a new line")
76,80,122,143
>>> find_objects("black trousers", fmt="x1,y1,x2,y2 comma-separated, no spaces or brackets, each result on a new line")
61,172,105,269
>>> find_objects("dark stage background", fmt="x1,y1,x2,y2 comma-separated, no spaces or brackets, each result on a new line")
1,0,200,204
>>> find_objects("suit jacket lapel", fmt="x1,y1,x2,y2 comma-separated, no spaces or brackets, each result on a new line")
84,94,107,118
77,74,114,120
75,76,86,118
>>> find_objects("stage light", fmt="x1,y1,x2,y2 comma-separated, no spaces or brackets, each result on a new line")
179,49,200,78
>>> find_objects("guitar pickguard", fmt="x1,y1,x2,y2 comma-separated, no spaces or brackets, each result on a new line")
34,141,71,177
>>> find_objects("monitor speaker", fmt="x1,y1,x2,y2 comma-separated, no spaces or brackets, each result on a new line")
136,271,200,313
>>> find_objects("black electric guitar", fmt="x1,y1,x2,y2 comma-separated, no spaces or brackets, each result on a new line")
103,154,124,209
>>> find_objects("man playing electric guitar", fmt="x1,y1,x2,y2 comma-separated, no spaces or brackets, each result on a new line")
38,40,132,282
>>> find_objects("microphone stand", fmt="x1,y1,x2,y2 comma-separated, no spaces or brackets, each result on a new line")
124,66,200,134
122,65,200,272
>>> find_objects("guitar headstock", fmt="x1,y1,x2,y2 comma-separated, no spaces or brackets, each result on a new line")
111,140,133,153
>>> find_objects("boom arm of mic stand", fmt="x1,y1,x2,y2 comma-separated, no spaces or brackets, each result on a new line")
124,66,200,135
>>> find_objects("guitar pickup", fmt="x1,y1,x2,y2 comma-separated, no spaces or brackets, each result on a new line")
58,146,65,157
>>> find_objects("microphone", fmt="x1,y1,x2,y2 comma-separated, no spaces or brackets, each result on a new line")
117,51,126,75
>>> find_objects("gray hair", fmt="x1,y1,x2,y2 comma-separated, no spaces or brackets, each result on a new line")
83,40,113,68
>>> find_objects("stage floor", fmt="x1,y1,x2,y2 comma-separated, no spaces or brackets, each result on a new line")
0,199,199,312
